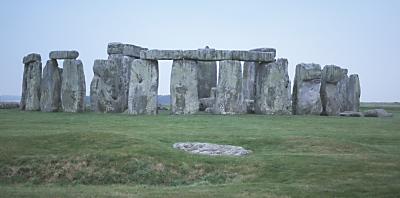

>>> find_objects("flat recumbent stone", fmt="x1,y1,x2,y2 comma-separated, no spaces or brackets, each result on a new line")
173,142,252,156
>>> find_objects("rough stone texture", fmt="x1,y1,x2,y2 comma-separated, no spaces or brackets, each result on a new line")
49,51,79,59
61,59,86,112
346,74,361,112
243,61,257,101
364,109,393,117
214,60,246,114
107,42,147,58
320,65,349,116
127,59,159,115
170,60,199,115
23,53,41,64
140,49,275,62
173,142,252,156
0,102,20,109
21,58,42,111
254,59,291,115
245,99,255,113
40,59,62,112
197,60,217,99
339,111,363,117
199,87,217,111
292,63,322,115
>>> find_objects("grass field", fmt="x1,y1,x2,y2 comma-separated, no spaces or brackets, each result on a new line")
0,104,399,197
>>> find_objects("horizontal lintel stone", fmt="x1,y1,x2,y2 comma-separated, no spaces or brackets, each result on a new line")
49,51,79,59
23,53,41,64
107,42,148,58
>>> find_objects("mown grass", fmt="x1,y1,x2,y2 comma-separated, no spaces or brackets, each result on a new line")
0,104,399,197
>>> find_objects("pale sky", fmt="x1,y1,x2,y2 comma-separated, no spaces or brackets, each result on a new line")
0,0,399,102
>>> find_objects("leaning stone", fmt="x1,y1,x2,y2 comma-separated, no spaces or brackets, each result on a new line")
22,53,41,64
339,111,363,117
40,60,61,112
255,59,291,115
24,61,42,111
364,109,393,117
170,60,199,114
214,60,246,114
49,51,79,59
320,65,348,116
127,59,159,115
197,60,217,99
292,63,322,115
61,59,86,112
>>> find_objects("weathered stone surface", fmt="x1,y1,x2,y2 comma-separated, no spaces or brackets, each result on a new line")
199,87,217,111
61,59,86,112
197,60,217,99
49,51,79,59
214,60,246,114
320,65,349,116
23,60,42,111
107,42,147,58
292,63,322,115
243,61,257,101
140,49,275,62
40,60,61,112
245,99,255,113
128,59,159,115
173,142,252,156
339,111,363,117
23,53,41,64
254,59,291,115
346,74,361,112
364,109,393,117
170,60,199,114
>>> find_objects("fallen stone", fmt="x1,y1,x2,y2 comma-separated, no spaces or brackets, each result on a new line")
128,59,159,115
339,111,363,117
364,109,393,117
292,63,322,115
49,50,79,59
173,142,251,156
40,60,62,112
61,59,86,112
199,97,215,111
214,60,246,114
197,60,217,99
22,53,41,64
255,58,291,115
170,60,199,114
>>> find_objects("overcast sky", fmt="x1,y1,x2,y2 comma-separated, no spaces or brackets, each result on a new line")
0,0,399,102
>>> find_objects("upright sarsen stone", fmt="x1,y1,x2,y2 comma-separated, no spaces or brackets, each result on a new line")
21,53,42,111
128,59,159,115
61,59,86,112
255,58,291,115
320,65,348,116
214,60,246,114
170,60,199,114
243,61,257,101
40,60,61,112
346,74,361,112
292,63,322,115
197,60,217,99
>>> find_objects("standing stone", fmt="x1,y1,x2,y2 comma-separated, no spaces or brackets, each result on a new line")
61,59,86,112
346,74,361,112
128,59,159,115
21,53,42,111
254,58,291,115
320,65,348,116
40,60,61,112
197,60,217,99
170,60,199,114
243,61,257,101
292,63,322,115
214,60,246,114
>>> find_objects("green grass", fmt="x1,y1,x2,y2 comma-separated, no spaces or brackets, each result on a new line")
0,104,399,197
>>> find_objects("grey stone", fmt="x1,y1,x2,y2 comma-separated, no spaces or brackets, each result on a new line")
107,42,147,58
292,63,322,115
170,60,199,114
0,102,19,109
128,59,159,115
49,51,79,59
255,58,291,115
197,60,217,98
364,109,393,117
23,53,41,64
214,60,246,114
23,60,42,111
245,99,255,113
173,142,252,156
243,61,257,101
107,42,124,54
40,60,61,112
61,59,86,112
346,74,361,112
320,65,349,116
140,49,275,62
339,111,363,117
199,97,215,111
